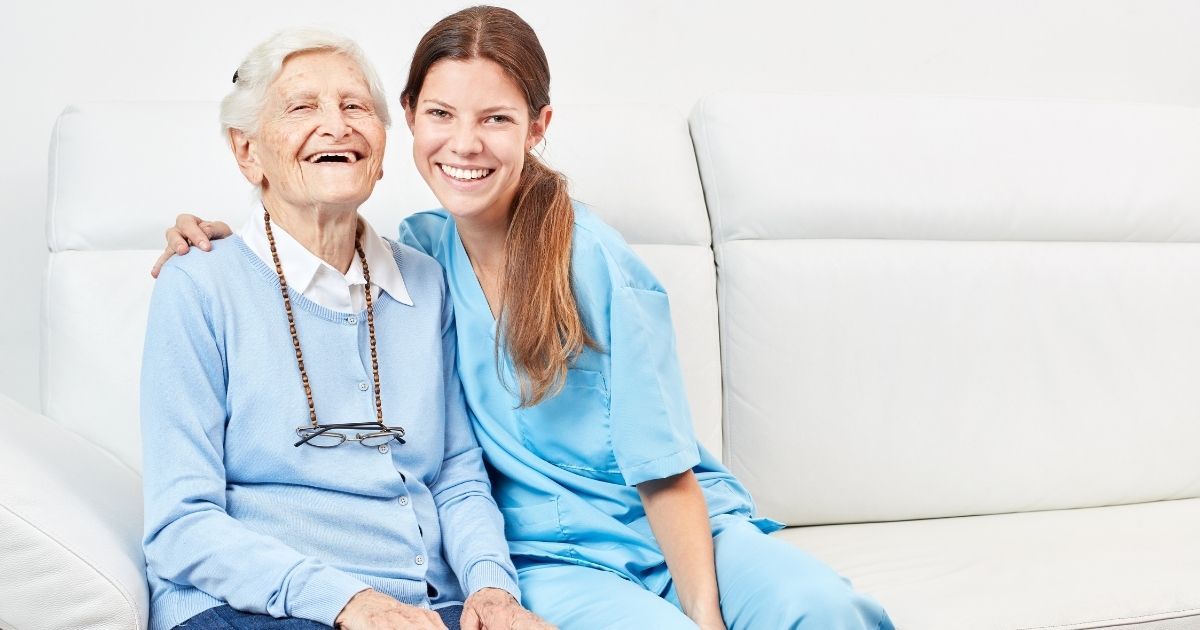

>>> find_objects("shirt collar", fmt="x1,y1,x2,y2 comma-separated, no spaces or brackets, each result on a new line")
238,202,413,308
356,216,413,306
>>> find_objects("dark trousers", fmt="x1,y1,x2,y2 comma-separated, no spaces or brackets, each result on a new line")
174,604,463,630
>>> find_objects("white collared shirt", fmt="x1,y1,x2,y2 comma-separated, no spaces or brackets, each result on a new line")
238,203,413,312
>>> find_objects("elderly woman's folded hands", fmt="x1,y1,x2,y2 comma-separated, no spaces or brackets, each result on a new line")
461,588,556,630
335,589,448,629
335,588,555,630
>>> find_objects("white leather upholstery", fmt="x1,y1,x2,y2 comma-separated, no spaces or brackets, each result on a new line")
48,102,710,250
692,93,1200,525
0,394,145,630
776,498,1200,630
715,238,1200,524
692,94,1200,243
690,92,1200,629
538,107,712,246
42,251,158,471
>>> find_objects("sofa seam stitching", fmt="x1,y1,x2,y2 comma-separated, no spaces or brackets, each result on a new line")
693,97,734,465
48,107,64,253
1016,607,1200,630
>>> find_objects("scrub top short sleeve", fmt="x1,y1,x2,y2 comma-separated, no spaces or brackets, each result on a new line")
608,285,701,486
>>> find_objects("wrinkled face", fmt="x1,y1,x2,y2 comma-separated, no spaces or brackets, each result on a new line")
233,50,386,212
406,58,550,226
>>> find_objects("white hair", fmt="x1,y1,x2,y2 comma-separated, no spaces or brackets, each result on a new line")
220,28,391,138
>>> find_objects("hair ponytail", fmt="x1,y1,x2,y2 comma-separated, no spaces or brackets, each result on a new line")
498,153,598,406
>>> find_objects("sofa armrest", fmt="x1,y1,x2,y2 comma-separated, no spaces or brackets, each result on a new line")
0,394,146,630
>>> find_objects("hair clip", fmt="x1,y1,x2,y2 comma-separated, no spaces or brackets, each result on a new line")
232,70,239,84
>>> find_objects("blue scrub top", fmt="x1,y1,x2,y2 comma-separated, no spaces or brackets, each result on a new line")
399,204,780,594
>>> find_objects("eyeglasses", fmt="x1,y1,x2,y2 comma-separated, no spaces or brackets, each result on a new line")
294,422,407,448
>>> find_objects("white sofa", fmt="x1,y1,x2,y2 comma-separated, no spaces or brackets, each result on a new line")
3,94,1200,630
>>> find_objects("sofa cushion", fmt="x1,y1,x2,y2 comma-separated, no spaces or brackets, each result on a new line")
0,394,145,630
42,251,157,470
48,103,712,251
778,498,1200,630
692,94,1200,243
691,93,1200,525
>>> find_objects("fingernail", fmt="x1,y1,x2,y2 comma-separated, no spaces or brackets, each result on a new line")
201,241,211,251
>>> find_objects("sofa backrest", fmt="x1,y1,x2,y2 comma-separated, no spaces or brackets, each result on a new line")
692,93,1200,526
44,101,720,472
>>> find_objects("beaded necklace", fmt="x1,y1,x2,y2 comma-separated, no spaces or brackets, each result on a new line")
262,209,385,430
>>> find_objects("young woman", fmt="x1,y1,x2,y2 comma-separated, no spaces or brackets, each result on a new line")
155,7,893,629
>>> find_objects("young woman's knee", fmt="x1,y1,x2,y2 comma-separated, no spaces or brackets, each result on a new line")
722,570,890,630
773,583,889,629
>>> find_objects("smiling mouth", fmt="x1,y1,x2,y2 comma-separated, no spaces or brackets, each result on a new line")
439,163,494,181
306,151,361,164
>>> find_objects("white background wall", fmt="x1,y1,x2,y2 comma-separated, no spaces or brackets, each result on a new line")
2,0,1199,412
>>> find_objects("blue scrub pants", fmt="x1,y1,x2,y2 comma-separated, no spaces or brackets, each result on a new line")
518,519,892,629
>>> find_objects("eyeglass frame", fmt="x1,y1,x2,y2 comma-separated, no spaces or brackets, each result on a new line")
294,422,407,448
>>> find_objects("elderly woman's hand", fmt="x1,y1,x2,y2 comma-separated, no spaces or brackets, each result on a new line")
461,588,556,630
335,589,448,630
150,213,232,278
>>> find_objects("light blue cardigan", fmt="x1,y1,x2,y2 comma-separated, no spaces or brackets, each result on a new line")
140,236,518,630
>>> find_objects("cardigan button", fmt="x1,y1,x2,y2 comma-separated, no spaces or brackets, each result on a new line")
415,555,425,566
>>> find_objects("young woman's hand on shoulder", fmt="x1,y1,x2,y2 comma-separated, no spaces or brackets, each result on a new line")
150,213,232,277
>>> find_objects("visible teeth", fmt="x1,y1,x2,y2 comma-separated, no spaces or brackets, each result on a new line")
308,152,356,163
439,164,492,180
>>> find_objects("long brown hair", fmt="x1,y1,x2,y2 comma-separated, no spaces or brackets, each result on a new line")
402,6,597,407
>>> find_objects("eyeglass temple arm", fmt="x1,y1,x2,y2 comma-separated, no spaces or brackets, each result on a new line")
294,425,336,448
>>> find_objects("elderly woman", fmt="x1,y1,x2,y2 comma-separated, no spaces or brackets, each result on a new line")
140,30,549,630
